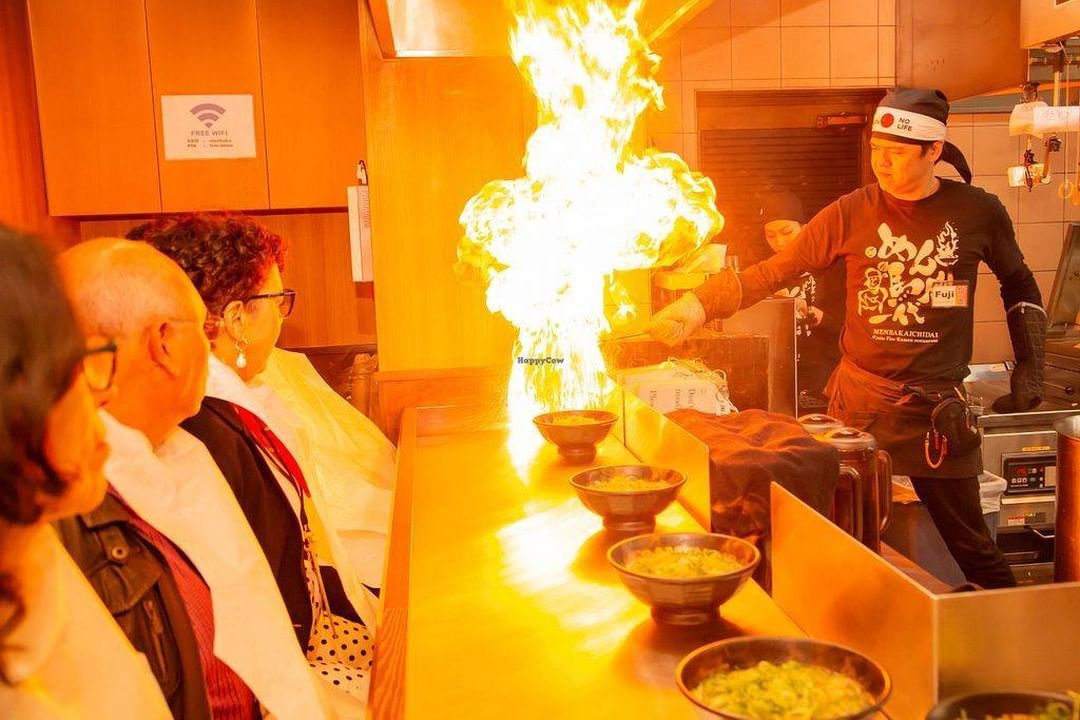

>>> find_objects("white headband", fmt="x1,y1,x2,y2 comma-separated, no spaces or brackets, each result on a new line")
872,106,947,141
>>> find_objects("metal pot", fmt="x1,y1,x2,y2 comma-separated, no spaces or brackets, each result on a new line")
820,427,893,552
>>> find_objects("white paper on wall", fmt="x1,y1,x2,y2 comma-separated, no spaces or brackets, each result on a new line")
161,94,257,160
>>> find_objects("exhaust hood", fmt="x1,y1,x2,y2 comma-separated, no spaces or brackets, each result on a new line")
365,0,718,58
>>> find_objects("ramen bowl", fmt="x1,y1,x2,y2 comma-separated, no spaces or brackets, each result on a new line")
676,636,891,719
570,465,685,533
533,410,618,463
925,691,1076,720
607,532,759,625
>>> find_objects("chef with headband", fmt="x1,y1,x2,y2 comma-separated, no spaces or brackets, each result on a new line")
649,87,1046,589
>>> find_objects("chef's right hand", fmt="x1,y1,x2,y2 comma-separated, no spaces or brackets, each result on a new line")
646,292,707,346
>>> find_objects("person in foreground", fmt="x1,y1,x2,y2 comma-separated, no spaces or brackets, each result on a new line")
56,238,338,718
0,226,171,719
649,88,1044,589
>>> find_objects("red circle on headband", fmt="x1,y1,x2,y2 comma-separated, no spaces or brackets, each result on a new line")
880,113,895,128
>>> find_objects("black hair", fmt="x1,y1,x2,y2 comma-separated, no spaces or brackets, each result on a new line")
0,226,85,668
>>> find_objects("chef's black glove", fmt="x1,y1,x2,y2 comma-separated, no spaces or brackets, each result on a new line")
992,303,1046,414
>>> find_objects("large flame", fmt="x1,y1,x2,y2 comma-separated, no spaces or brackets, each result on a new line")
457,0,723,459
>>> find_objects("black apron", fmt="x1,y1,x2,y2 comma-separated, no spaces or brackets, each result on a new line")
826,357,981,479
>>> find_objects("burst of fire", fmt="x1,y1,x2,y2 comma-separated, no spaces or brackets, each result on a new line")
457,0,723,459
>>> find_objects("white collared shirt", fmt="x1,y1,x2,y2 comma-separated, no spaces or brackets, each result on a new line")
0,526,171,720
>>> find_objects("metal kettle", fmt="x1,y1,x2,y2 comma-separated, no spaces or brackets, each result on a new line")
819,427,893,552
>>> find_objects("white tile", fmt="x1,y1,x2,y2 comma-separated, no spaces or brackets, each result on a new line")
830,26,878,78
1018,184,1065,223
781,26,830,79
732,26,782,79
971,124,1020,177
650,132,684,156
682,132,701,169
831,0,877,25
654,37,682,83
971,112,1011,126
782,77,830,88
973,175,1019,225
731,0,780,26
647,81,684,135
688,0,731,28
1066,192,1080,221
971,321,1012,362
780,0,829,25
936,125,973,180
878,27,895,78
879,0,896,25
949,113,975,126
1016,222,1068,272
682,28,732,81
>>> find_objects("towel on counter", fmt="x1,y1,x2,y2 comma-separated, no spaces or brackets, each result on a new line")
666,409,839,589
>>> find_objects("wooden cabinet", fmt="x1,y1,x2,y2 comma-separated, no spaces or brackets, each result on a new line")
146,0,269,211
258,0,366,208
27,0,366,215
26,0,161,215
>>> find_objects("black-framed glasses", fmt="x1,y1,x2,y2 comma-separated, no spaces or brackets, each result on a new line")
81,340,118,392
246,289,297,318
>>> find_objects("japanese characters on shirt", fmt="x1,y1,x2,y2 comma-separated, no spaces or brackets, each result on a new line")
856,220,966,344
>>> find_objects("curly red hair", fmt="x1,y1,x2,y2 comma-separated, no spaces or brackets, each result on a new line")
131,213,288,318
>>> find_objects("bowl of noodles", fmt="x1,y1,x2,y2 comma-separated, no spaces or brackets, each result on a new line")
533,410,618,463
926,691,1078,720
607,532,759,625
571,465,686,533
676,636,891,719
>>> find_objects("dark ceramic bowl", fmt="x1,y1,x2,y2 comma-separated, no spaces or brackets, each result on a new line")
676,636,891,719
533,410,617,463
926,691,1076,720
607,532,759,625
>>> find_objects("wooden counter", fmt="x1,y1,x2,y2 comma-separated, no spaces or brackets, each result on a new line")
370,406,803,719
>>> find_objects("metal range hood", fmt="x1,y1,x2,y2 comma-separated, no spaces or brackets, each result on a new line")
364,0,718,58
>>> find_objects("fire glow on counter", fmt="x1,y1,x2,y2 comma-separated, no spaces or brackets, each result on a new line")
455,0,724,464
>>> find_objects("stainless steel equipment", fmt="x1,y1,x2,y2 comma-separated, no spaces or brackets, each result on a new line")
819,427,893,553
966,363,1080,584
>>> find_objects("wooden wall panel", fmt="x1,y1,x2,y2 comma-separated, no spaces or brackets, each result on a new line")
78,211,375,348
257,0,366,208
359,1,521,371
257,212,376,347
25,0,160,216
146,0,269,211
0,0,76,243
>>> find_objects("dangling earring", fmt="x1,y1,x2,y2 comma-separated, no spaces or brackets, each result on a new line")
235,337,250,370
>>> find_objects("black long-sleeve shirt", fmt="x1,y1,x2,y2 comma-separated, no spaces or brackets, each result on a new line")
699,179,1042,384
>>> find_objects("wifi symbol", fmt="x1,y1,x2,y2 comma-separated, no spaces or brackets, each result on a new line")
190,103,226,128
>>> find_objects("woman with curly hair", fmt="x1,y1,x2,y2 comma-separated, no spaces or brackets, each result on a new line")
0,226,170,718
136,213,379,706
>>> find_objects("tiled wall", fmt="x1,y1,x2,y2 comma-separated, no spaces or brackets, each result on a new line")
646,0,898,166
946,113,1076,363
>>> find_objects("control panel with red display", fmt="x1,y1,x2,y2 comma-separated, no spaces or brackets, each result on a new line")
1002,452,1057,494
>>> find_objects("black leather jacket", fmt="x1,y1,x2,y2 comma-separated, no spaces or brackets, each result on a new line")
54,493,213,720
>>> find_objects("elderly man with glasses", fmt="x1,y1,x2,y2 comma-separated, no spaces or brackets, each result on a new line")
54,239,337,720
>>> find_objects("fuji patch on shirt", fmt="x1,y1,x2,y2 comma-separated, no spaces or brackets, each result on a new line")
929,280,969,308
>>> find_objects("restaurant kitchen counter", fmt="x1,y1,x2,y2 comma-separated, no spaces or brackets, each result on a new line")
368,405,803,719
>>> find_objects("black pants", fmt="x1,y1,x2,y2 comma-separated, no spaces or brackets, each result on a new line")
909,476,1016,589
